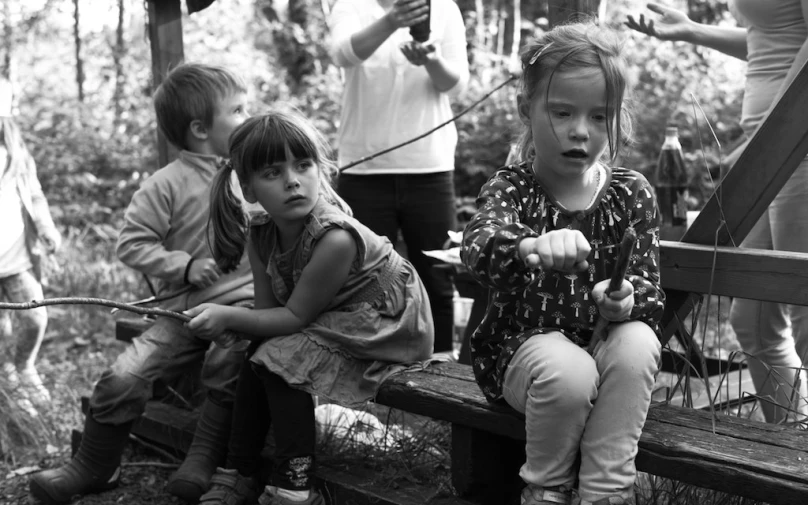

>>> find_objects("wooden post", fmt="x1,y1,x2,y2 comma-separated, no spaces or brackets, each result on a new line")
147,0,184,168
547,0,607,27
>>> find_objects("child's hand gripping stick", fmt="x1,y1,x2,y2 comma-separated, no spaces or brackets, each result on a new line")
586,227,637,355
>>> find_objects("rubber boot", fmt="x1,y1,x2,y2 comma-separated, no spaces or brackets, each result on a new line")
29,415,132,505
166,399,233,502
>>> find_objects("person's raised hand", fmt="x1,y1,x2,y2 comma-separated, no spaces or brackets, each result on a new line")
400,40,437,66
386,0,429,30
592,278,634,322
625,2,693,42
188,258,221,289
521,229,591,273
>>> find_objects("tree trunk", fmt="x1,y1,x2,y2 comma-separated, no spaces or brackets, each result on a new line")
73,0,84,102
510,0,521,61
112,0,126,126
2,0,11,79
547,0,606,28
474,0,484,54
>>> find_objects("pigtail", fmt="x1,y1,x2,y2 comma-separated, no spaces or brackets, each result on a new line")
207,160,248,273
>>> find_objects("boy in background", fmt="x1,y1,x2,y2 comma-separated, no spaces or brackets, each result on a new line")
30,63,254,505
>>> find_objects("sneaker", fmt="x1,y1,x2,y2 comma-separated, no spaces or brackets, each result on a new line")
522,485,573,505
18,367,51,405
257,486,325,505
198,468,259,505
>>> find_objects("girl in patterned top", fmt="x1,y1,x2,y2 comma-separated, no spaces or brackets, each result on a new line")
184,110,434,505
461,22,665,505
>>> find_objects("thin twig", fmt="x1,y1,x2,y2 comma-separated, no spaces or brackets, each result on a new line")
121,461,180,469
0,298,190,322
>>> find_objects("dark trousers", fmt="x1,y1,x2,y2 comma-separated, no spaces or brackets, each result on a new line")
226,355,316,490
338,171,456,352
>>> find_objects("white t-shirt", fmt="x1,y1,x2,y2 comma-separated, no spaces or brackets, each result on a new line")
328,0,469,174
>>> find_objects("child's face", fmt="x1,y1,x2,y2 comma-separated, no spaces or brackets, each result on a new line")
243,145,320,224
519,67,610,183
207,92,250,157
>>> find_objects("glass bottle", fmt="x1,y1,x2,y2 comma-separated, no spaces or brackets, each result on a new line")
653,125,689,240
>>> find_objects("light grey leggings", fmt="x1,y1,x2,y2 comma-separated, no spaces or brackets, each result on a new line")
502,322,660,504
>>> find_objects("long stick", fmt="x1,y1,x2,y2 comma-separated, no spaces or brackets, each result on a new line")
0,298,190,322
587,227,638,355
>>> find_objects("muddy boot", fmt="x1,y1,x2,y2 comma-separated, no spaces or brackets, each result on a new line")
29,416,132,505
166,399,232,502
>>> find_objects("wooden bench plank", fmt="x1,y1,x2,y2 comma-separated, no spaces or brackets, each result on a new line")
377,363,808,505
113,319,808,504
660,241,808,304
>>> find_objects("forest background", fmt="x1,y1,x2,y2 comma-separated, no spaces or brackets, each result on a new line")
0,1,752,500
3,0,746,236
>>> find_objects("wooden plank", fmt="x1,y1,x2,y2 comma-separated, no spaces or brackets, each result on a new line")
683,59,808,247
660,241,808,304
147,0,183,167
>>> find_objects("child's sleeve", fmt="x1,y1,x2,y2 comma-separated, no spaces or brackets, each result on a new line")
23,153,59,238
625,177,666,335
116,177,192,283
461,169,537,292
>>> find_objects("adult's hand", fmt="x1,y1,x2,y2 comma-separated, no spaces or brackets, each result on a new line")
625,2,694,42
386,0,429,30
400,40,437,66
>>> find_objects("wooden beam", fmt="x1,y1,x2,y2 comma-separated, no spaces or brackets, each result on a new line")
147,0,184,168
683,59,808,247
660,241,808,304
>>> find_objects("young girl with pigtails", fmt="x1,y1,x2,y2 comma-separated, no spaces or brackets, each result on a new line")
184,109,434,505
461,22,666,505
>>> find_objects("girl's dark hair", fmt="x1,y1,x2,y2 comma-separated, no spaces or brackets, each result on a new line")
209,108,352,272
513,20,633,164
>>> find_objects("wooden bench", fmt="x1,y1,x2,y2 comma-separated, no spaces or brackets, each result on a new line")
108,316,808,505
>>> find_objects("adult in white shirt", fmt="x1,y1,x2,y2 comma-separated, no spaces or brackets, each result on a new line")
328,0,469,353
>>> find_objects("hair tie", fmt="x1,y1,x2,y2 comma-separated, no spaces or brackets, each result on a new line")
224,159,234,171
529,42,553,66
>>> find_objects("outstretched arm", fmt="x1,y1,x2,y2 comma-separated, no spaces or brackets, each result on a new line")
186,228,357,340
626,2,747,60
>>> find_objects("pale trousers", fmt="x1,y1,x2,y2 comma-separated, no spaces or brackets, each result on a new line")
729,158,808,424
502,322,660,503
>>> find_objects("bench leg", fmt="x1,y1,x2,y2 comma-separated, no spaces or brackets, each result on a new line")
451,425,524,505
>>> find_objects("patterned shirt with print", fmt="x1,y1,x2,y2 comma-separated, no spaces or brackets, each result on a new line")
461,162,666,402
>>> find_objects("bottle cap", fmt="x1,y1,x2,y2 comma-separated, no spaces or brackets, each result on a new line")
665,125,679,137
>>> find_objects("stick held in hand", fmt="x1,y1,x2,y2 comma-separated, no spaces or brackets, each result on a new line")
587,227,638,354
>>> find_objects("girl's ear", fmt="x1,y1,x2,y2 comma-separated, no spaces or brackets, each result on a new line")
189,119,208,140
516,93,531,126
241,182,257,204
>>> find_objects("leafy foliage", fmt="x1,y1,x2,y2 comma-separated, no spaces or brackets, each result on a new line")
6,0,744,226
